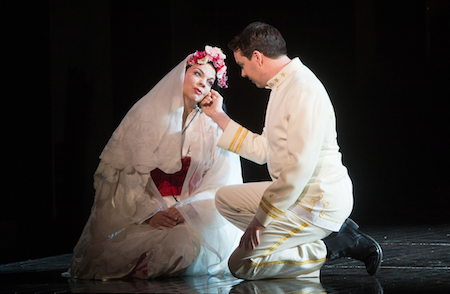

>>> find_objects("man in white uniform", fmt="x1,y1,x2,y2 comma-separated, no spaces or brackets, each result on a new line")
201,22,382,280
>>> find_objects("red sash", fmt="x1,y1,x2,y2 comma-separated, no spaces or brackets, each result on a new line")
150,157,191,196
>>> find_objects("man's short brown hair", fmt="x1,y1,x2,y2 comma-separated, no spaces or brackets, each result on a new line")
228,22,287,60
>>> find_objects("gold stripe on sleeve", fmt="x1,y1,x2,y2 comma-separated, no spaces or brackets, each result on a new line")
228,126,243,152
261,221,310,257
234,128,248,153
259,202,279,220
261,197,284,216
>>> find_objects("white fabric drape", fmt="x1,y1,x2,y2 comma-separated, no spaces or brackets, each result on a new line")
65,56,243,280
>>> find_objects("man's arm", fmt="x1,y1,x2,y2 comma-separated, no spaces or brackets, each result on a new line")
202,90,268,164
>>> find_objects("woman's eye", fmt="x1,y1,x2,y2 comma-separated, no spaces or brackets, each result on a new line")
195,71,201,76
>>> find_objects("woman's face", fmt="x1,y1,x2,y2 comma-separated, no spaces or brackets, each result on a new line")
183,63,216,108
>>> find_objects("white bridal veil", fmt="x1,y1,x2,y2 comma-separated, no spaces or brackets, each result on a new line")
67,55,243,280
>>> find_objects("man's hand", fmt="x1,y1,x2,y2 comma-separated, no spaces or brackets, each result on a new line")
240,217,265,251
147,207,184,228
201,89,224,117
201,90,230,131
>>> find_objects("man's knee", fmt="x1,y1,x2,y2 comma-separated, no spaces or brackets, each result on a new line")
228,252,249,280
228,256,268,281
215,186,228,215
215,185,239,213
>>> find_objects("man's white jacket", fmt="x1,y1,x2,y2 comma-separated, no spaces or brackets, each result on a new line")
218,58,353,232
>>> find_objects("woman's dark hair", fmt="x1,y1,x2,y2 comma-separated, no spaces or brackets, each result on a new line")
228,22,287,60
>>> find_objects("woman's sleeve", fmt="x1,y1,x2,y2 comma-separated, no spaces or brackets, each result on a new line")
94,160,167,225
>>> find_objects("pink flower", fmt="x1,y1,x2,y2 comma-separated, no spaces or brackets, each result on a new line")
197,56,209,64
206,46,226,61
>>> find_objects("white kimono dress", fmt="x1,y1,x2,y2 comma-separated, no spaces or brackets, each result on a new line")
63,108,243,280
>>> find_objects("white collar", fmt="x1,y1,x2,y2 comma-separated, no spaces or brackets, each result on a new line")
265,57,304,90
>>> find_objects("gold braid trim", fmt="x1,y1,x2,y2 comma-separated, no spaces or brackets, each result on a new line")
261,197,284,216
261,221,310,257
259,202,279,219
228,126,243,152
234,128,248,153
249,257,326,268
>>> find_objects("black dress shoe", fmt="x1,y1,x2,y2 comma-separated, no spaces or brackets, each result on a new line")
323,218,383,275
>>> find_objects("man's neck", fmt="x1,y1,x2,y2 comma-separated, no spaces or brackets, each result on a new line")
264,55,291,83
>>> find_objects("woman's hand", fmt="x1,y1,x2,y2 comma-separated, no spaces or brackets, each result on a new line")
167,207,185,224
147,208,185,228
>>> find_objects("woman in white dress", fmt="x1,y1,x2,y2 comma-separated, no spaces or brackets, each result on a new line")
63,46,243,280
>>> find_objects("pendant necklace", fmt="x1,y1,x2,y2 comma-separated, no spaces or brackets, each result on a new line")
182,108,199,134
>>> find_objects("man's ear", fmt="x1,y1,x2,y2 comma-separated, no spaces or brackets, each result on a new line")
253,50,263,66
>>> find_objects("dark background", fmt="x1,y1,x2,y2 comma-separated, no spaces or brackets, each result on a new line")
1,0,449,264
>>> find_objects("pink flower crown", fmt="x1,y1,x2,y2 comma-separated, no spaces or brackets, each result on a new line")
187,45,228,88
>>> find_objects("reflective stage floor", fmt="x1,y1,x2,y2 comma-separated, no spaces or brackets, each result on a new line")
1,224,449,293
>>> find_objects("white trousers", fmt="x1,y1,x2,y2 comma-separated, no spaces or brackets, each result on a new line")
215,181,331,280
